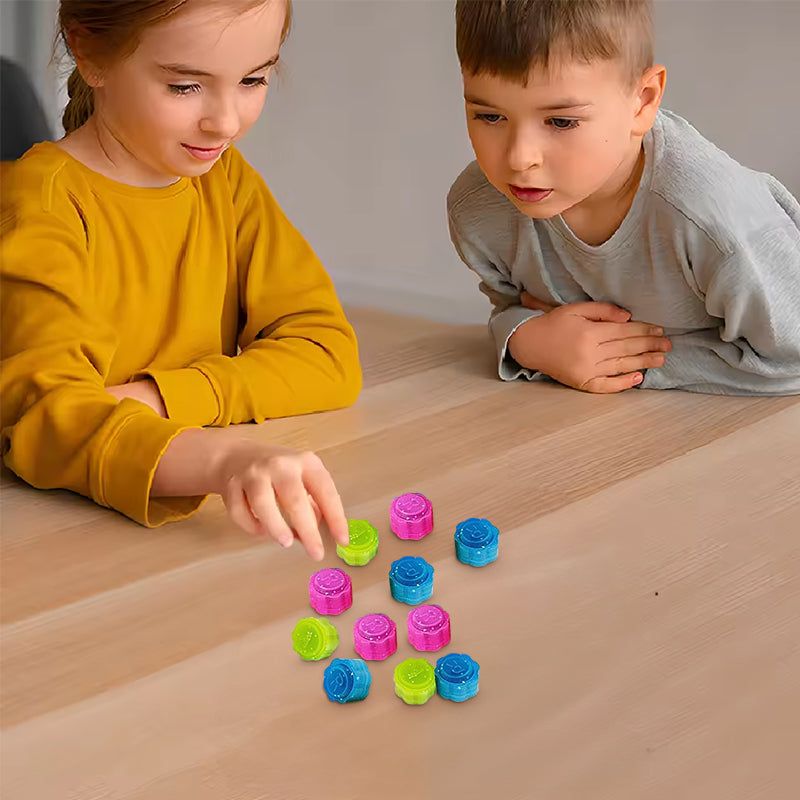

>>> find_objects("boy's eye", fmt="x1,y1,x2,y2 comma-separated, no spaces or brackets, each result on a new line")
241,76,268,88
474,112,504,125
547,117,580,131
168,83,200,96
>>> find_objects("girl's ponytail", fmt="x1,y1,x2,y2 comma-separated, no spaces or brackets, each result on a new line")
62,66,93,134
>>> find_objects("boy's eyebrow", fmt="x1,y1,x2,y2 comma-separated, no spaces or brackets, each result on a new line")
464,93,593,112
158,55,279,78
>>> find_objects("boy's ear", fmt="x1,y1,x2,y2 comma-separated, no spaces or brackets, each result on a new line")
66,27,105,88
632,64,666,136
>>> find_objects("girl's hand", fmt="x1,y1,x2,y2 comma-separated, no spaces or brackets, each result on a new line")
106,379,167,418
213,441,349,561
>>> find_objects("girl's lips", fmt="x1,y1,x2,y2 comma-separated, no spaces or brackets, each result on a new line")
182,143,226,161
509,185,553,203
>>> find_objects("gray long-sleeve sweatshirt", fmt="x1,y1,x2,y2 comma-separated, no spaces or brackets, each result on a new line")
447,109,800,395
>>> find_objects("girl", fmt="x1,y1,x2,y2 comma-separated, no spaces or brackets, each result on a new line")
0,0,361,561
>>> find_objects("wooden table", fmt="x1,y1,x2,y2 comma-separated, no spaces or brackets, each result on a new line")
2,309,799,800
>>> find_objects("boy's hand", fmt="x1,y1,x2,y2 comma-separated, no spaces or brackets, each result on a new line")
212,440,350,561
509,292,671,393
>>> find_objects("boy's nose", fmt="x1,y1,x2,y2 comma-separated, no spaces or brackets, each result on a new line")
507,129,543,173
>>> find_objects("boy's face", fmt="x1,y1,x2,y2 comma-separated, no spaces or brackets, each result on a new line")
462,57,645,219
87,0,286,187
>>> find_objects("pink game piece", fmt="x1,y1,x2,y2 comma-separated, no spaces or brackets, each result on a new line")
308,568,353,616
353,613,398,660
407,605,451,652
390,493,434,540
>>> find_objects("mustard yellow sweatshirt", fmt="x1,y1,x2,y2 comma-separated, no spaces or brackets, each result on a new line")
1,143,361,526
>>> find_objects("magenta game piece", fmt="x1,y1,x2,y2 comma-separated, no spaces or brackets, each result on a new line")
353,613,398,660
308,568,353,616
390,493,434,540
407,605,451,652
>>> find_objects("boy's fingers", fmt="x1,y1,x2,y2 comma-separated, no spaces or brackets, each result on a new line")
598,352,666,376
599,321,665,342
600,335,671,358
582,372,645,393
569,302,631,323
520,291,555,311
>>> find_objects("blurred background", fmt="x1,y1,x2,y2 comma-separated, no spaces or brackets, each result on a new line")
2,0,798,322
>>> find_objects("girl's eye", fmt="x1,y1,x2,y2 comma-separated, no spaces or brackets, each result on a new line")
547,117,580,131
241,76,268,88
474,112,504,125
168,83,200,96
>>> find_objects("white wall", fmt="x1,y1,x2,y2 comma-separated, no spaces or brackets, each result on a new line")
5,0,799,323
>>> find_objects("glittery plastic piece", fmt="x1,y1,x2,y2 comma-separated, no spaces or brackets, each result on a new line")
323,658,372,703
308,568,353,615
394,657,436,705
407,605,451,651
336,519,379,566
389,556,434,605
435,653,480,702
291,617,339,661
390,493,434,540
454,518,499,567
353,613,398,660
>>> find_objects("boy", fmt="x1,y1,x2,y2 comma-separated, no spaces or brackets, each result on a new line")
448,0,800,394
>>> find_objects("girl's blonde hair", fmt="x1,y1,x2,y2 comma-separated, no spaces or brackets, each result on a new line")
456,0,654,87
58,0,292,133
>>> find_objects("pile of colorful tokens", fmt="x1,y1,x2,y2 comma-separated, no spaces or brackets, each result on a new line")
291,492,498,706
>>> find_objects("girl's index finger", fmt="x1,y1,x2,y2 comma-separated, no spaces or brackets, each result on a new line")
304,468,349,547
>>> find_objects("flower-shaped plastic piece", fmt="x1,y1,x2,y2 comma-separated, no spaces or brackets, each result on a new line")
389,556,434,605
291,617,338,661
390,493,434,540
323,658,372,703
353,613,397,660
454,518,499,566
407,605,451,651
435,653,480,702
308,568,353,615
394,657,436,705
337,519,379,566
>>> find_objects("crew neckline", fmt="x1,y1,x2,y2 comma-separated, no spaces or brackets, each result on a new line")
34,141,191,199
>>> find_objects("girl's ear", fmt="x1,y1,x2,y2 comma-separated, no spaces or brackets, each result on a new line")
632,64,666,137
66,26,105,88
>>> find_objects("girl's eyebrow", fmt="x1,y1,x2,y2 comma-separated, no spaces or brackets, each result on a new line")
158,54,279,78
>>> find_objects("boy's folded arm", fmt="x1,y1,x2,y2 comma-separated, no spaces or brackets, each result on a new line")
448,207,543,381
644,222,800,395
142,155,362,427
1,251,200,527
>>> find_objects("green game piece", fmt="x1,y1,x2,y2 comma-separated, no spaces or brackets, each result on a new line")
292,617,339,661
336,519,379,566
394,657,436,705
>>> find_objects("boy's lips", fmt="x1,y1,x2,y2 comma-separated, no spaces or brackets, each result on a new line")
509,185,553,203
182,143,227,161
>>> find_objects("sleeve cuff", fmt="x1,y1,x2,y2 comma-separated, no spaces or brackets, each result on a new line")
142,367,221,427
489,306,544,381
96,404,207,527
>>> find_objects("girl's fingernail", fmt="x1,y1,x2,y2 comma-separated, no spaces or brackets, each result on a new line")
280,536,293,548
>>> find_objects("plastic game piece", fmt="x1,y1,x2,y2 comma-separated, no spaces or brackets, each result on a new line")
407,605,451,651
353,613,398,660
337,519,379,566
435,653,480,702
308,568,353,615
393,657,436,705
291,617,339,661
454,518,499,566
323,658,372,703
389,556,434,605
390,492,434,540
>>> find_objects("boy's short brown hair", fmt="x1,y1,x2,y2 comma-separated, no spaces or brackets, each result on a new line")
456,0,654,86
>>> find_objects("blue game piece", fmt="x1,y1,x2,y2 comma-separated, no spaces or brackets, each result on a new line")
389,556,434,605
323,658,372,703
454,518,499,566
435,653,480,702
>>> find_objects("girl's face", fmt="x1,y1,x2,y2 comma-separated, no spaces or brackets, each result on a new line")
87,0,286,187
